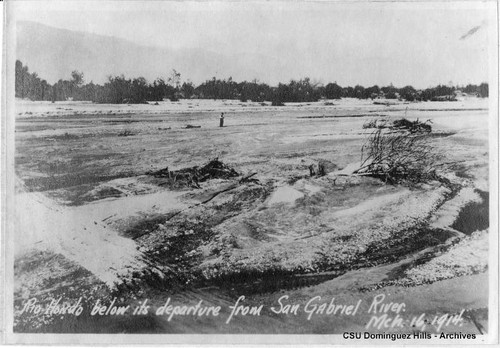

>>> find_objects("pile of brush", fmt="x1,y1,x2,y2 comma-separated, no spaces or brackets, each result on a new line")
354,128,440,184
148,158,239,189
363,118,432,134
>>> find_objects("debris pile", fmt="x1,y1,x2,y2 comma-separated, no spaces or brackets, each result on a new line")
117,130,135,137
392,118,432,133
363,118,432,134
148,158,239,189
309,163,327,177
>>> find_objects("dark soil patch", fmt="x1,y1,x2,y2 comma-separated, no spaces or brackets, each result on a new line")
426,131,456,138
192,225,457,296
374,230,462,285
455,167,474,179
199,269,342,296
14,250,111,333
102,120,142,124
126,218,222,290
122,212,182,240
22,172,134,192
81,186,125,202
451,190,489,234
357,227,455,266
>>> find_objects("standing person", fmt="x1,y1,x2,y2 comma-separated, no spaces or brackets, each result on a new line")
219,112,225,127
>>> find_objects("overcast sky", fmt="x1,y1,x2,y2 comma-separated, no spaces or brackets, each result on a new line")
11,1,494,88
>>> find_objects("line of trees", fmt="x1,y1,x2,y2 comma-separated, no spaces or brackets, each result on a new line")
15,60,489,104
15,60,52,101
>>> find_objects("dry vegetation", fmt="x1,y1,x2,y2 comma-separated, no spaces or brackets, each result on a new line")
354,128,441,184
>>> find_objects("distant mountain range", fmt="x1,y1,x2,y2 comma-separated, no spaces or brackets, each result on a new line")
16,21,281,85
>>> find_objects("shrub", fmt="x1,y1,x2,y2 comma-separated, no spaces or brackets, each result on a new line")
354,128,440,184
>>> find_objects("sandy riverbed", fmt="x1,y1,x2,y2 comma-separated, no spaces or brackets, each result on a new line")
12,97,490,334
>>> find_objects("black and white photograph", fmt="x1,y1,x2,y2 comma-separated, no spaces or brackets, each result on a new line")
1,0,498,345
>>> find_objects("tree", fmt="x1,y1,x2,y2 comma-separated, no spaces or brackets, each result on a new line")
478,83,488,98
353,85,365,99
168,69,181,90
343,86,354,98
70,70,84,99
40,80,49,100
15,60,24,98
71,70,84,87
131,77,148,103
181,81,195,99
399,85,417,101
365,85,380,99
325,83,343,99
15,60,30,99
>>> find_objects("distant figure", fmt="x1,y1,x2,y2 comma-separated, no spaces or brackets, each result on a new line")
219,112,225,127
